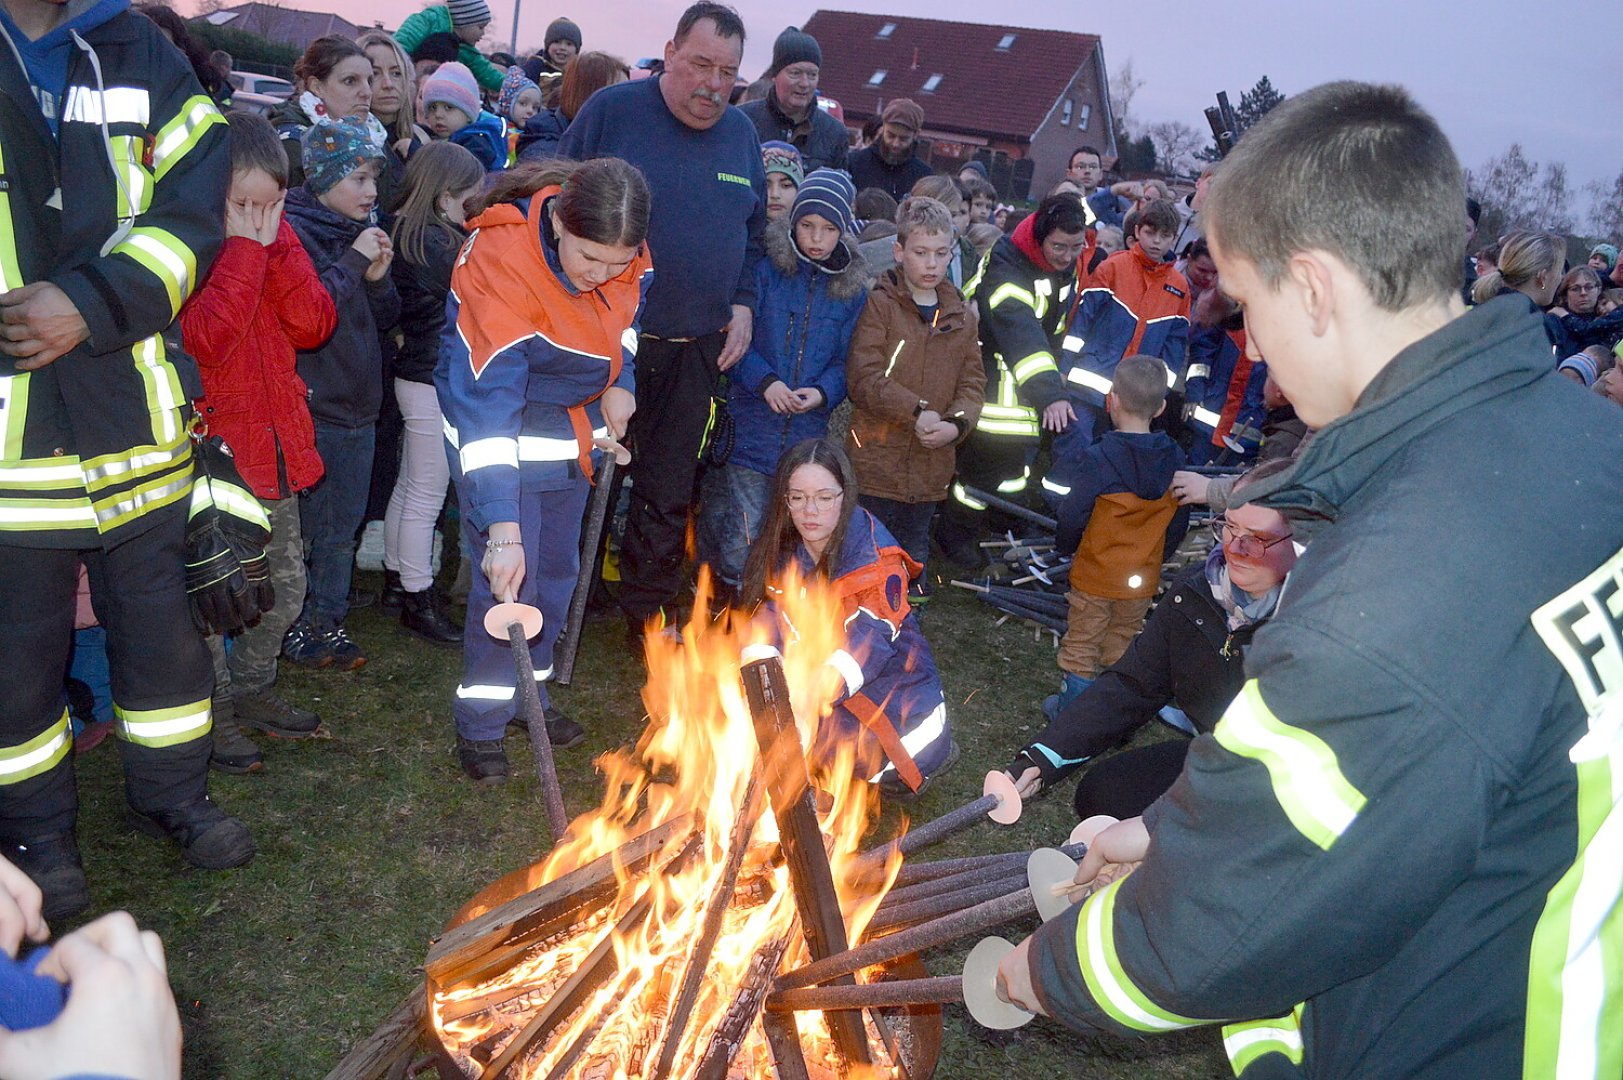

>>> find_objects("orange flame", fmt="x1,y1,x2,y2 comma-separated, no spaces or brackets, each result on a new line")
432,568,904,1078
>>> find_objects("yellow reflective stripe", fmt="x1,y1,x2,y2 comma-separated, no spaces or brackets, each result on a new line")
1,372,33,459
111,135,153,219
1189,406,1223,429
132,335,185,445
92,467,194,531
0,711,71,783
976,417,1040,436
1011,351,1059,384
0,497,98,529
1214,681,1368,851
962,249,991,298
0,145,25,291
81,431,189,492
112,227,196,318
987,283,1037,312
151,94,225,182
951,482,986,510
996,466,1031,494
1074,876,1204,1031
192,478,270,531
1222,1004,1305,1075
115,699,212,748
1041,475,1071,497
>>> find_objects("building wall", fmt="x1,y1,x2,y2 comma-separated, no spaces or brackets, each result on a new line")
1027,51,1111,200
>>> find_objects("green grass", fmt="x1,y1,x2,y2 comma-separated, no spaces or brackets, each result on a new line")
64,569,1228,1079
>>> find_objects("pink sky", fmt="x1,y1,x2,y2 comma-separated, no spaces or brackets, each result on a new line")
194,0,1622,212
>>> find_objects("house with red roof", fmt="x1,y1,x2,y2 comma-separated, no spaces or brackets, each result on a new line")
801,10,1116,200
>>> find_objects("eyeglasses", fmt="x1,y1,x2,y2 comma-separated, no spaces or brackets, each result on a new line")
1569,283,1601,294
785,490,843,512
1212,519,1293,559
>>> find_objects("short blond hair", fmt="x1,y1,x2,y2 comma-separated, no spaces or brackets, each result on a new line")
895,196,954,243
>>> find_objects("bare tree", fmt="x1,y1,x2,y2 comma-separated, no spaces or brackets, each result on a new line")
1467,143,1577,239
1145,120,1203,177
1111,59,1143,137
1586,168,1623,245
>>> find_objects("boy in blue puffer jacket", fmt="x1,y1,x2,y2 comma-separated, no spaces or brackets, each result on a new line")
697,169,870,598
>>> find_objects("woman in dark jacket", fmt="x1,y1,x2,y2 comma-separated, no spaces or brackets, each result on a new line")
1003,462,1298,819
271,35,386,188
515,51,627,162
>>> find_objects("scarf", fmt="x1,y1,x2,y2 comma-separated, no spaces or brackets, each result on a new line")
298,91,389,151
1203,546,1281,632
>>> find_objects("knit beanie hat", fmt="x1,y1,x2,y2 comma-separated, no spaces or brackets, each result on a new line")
420,61,481,123
1591,243,1619,271
761,141,804,186
881,98,924,133
791,168,856,237
545,17,582,48
446,0,491,28
768,26,821,76
960,160,989,181
410,32,462,64
302,118,384,196
495,65,540,118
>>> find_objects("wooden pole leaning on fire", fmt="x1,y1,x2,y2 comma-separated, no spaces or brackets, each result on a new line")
482,600,567,845
850,770,1023,880
554,438,628,686
740,645,873,1072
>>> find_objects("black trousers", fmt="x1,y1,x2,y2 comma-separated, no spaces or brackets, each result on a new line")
0,510,212,839
617,332,723,622
936,430,1035,550
1072,737,1191,821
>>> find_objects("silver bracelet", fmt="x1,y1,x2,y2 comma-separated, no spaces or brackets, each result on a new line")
485,538,523,549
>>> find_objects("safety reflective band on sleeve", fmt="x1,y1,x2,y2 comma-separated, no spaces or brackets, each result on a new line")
113,226,196,316
455,668,552,700
1189,406,1223,429
866,701,948,783
0,711,71,783
151,95,225,182
1213,681,1367,851
987,283,1037,312
114,699,211,748
1073,875,1205,1031
63,85,151,126
1011,351,1058,383
1067,368,1114,396
1041,475,1072,497
1221,1004,1305,1075
621,327,639,357
460,437,519,472
827,649,865,696
1062,335,1085,354
1185,363,1211,381
82,432,188,490
951,482,987,510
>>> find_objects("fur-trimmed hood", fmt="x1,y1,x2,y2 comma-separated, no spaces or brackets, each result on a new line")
763,219,871,301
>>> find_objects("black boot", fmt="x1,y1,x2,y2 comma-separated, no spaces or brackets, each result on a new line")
4,833,89,923
379,569,407,611
127,796,256,870
457,736,510,785
400,588,462,646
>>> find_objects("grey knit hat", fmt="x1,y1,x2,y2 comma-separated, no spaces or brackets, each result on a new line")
545,17,582,48
446,0,492,27
768,26,821,76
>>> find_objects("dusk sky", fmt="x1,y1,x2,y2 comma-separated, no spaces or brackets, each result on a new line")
213,0,1623,217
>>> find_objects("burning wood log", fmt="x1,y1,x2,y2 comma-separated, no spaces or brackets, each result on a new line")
741,645,873,1073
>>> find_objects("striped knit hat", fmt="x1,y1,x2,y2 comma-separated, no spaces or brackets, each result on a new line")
446,0,491,28
791,168,855,237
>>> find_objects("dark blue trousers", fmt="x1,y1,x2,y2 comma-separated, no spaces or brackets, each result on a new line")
453,479,590,740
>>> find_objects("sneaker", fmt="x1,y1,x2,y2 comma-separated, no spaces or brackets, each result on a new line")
457,736,510,785
326,626,367,671
233,691,322,739
509,706,587,749
877,739,961,801
209,713,264,775
399,588,462,646
126,796,256,870
281,622,334,669
4,833,89,923
379,569,407,611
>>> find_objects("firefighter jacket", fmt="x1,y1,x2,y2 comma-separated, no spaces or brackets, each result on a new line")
0,2,228,549
964,215,1077,442
435,188,650,532
1063,246,1190,407
1024,294,1623,1079
1185,325,1267,453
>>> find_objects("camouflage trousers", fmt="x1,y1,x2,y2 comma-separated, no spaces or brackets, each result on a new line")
208,496,305,703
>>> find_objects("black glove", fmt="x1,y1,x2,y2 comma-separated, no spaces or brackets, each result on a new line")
1003,742,1090,796
185,436,274,635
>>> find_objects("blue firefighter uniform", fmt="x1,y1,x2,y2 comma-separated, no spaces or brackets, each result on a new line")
1183,325,1266,465
435,187,651,739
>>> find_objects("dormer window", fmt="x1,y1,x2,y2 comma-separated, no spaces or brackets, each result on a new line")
922,73,942,93
876,22,896,38
996,33,1016,50
867,69,887,86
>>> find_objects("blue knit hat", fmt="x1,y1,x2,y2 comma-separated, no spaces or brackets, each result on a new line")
1591,243,1619,272
791,168,855,237
301,118,384,195
761,140,804,186
495,65,540,120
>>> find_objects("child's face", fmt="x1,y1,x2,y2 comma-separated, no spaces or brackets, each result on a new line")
969,195,995,225
229,167,283,216
793,212,840,261
318,159,380,222
895,228,951,294
949,201,969,235
765,173,797,221
1136,224,1175,262
510,87,541,126
425,100,472,139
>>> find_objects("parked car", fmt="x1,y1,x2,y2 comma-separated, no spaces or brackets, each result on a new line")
227,72,293,99
228,90,284,116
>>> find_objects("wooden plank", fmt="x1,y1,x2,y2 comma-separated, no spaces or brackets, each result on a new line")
322,984,426,1080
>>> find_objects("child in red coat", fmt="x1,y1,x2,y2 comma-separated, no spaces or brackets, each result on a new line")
181,111,338,773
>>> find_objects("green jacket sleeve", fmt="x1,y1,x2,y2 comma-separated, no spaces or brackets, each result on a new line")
459,43,505,91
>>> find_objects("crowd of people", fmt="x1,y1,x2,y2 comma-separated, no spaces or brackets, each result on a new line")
0,0,1619,1073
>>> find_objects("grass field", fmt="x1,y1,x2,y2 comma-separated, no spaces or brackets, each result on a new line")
61,565,1229,1080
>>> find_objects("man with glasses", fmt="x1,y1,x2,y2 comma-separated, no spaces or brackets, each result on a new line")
740,26,847,172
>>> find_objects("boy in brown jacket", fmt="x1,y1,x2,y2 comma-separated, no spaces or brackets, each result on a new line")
846,197,986,596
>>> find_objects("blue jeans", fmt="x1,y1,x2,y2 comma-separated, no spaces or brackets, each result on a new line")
299,421,376,629
696,463,773,590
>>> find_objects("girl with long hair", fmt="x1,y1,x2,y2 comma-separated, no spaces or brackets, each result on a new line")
435,158,652,783
384,142,484,646
739,439,957,798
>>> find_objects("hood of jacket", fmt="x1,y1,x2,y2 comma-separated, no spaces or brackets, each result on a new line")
1243,294,1556,533
873,265,970,331
0,0,127,71
285,185,365,260
763,219,870,300
1009,212,1053,271
1095,429,1183,499
267,95,314,132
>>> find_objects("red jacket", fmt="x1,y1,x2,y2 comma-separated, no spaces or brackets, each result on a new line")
181,221,337,499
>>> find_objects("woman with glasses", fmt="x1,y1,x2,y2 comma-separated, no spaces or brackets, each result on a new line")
1551,266,1623,355
1003,459,1298,820
739,440,957,798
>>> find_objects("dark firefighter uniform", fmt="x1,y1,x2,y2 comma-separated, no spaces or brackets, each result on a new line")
0,1,230,875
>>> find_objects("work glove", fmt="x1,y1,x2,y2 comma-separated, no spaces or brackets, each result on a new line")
185,436,274,635
1003,742,1090,799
